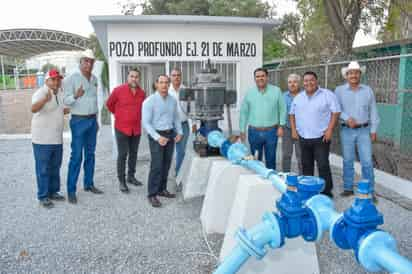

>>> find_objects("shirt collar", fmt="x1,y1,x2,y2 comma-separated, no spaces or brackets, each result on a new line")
304,87,322,98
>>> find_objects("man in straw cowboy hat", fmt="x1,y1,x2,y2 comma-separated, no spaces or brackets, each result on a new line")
335,61,380,202
63,49,103,204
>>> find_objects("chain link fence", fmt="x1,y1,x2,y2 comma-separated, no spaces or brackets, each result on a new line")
268,54,412,180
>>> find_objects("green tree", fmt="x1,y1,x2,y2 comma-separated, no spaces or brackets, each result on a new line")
118,0,280,59
89,34,109,90
379,0,412,41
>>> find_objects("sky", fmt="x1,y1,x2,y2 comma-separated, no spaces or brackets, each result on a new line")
0,0,378,47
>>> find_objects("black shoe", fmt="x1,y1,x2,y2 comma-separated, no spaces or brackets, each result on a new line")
127,177,143,186
84,186,104,194
48,192,66,201
39,198,54,209
68,194,77,204
321,191,334,199
340,190,354,197
158,190,176,198
148,196,161,208
119,181,129,193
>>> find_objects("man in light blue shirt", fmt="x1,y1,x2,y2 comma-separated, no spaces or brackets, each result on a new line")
290,71,341,198
63,50,103,204
335,61,380,200
282,73,302,173
142,75,182,208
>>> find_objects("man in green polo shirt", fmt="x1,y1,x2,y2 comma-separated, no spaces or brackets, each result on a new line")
239,67,286,170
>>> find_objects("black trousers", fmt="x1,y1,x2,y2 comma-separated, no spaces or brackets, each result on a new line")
299,136,333,195
115,129,141,182
147,131,175,197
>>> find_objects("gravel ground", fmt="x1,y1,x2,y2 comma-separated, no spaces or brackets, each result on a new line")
0,126,411,274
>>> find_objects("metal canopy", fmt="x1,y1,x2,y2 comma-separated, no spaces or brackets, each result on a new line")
0,29,90,58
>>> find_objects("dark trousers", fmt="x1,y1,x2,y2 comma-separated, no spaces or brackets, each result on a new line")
147,131,175,197
32,144,63,200
115,129,141,182
299,136,333,195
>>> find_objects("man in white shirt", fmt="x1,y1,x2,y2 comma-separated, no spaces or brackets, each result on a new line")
31,69,69,208
168,68,190,177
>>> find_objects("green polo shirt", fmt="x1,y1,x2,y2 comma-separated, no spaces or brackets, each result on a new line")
239,84,286,133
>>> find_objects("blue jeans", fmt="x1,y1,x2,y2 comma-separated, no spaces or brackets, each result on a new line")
341,126,375,192
175,121,190,175
67,116,97,194
32,144,63,200
248,127,278,170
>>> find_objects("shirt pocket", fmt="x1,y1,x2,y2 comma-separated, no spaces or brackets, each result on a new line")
359,102,369,117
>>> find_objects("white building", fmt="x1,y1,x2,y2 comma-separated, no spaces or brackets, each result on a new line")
90,15,277,131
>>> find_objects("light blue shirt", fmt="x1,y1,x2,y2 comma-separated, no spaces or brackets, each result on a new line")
283,90,301,128
290,88,341,139
142,92,183,140
63,72,98,115
335,83,380,133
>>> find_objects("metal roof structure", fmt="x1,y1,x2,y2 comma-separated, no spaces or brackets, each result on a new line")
90,15,279,59
0,29,90,59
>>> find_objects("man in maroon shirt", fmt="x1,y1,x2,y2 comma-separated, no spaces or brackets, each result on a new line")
106,68,145,193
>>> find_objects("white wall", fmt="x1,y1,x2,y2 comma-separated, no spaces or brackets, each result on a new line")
106,23,264,131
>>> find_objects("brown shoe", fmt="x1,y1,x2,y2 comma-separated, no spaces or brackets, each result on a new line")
158,190,176,198
148,196,161,208
340,190,354,197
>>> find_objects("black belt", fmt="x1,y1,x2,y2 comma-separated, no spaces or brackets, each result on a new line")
341,123,369,129
156,129,174,134
72,114,97,119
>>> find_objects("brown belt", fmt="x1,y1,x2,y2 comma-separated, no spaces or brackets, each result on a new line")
249,125,278,131
341,123,369,129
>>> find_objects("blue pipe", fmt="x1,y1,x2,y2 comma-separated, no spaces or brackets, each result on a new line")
213,212,283,274
209,131,412,274
207,131,287,193
358,231,412,274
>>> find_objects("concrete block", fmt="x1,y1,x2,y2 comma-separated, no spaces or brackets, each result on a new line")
178,146,223,200
220,174,320,274
200,161,252,234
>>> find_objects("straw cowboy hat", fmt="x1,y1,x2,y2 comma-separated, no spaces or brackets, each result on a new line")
341,61,365,79
80,49,95,60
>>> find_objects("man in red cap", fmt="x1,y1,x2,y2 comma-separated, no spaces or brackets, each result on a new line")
31,69,70,208
106,68,145,193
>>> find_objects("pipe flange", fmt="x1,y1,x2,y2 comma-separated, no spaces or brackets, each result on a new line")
357,230,397,272
236,228,266,260
263,212,284,248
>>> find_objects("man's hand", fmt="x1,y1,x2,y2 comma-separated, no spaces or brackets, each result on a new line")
291,129,299,140
63,108,70,115
192,124,197,133
174,134,182,143
158,136,169,146
277,127,284,137
44,91,52,102
74,85,85,99
346,117,357,128
323,129,333,143
371,133,377,142
240,132,246,142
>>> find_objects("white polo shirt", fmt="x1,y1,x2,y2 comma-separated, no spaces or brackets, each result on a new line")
31,86,65,144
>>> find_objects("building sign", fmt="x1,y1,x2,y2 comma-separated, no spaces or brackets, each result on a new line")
108,41,257,58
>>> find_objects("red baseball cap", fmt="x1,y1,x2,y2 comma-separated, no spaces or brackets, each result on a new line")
45,69,63,80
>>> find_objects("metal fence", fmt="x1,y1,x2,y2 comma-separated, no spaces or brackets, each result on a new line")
268,54,412,181
268,54,407,104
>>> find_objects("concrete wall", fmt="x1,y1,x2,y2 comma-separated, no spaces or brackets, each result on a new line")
0,90,34,134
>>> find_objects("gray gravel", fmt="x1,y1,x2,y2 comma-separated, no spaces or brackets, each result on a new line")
1,126,411,274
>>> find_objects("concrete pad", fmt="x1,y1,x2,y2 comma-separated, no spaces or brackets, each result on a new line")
179,148,223,200
220,174,320,274
329,153,412,200
200,161,253,234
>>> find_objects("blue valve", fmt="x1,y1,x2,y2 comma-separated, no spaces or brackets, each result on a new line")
332,180,383,261
275,175,324,242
